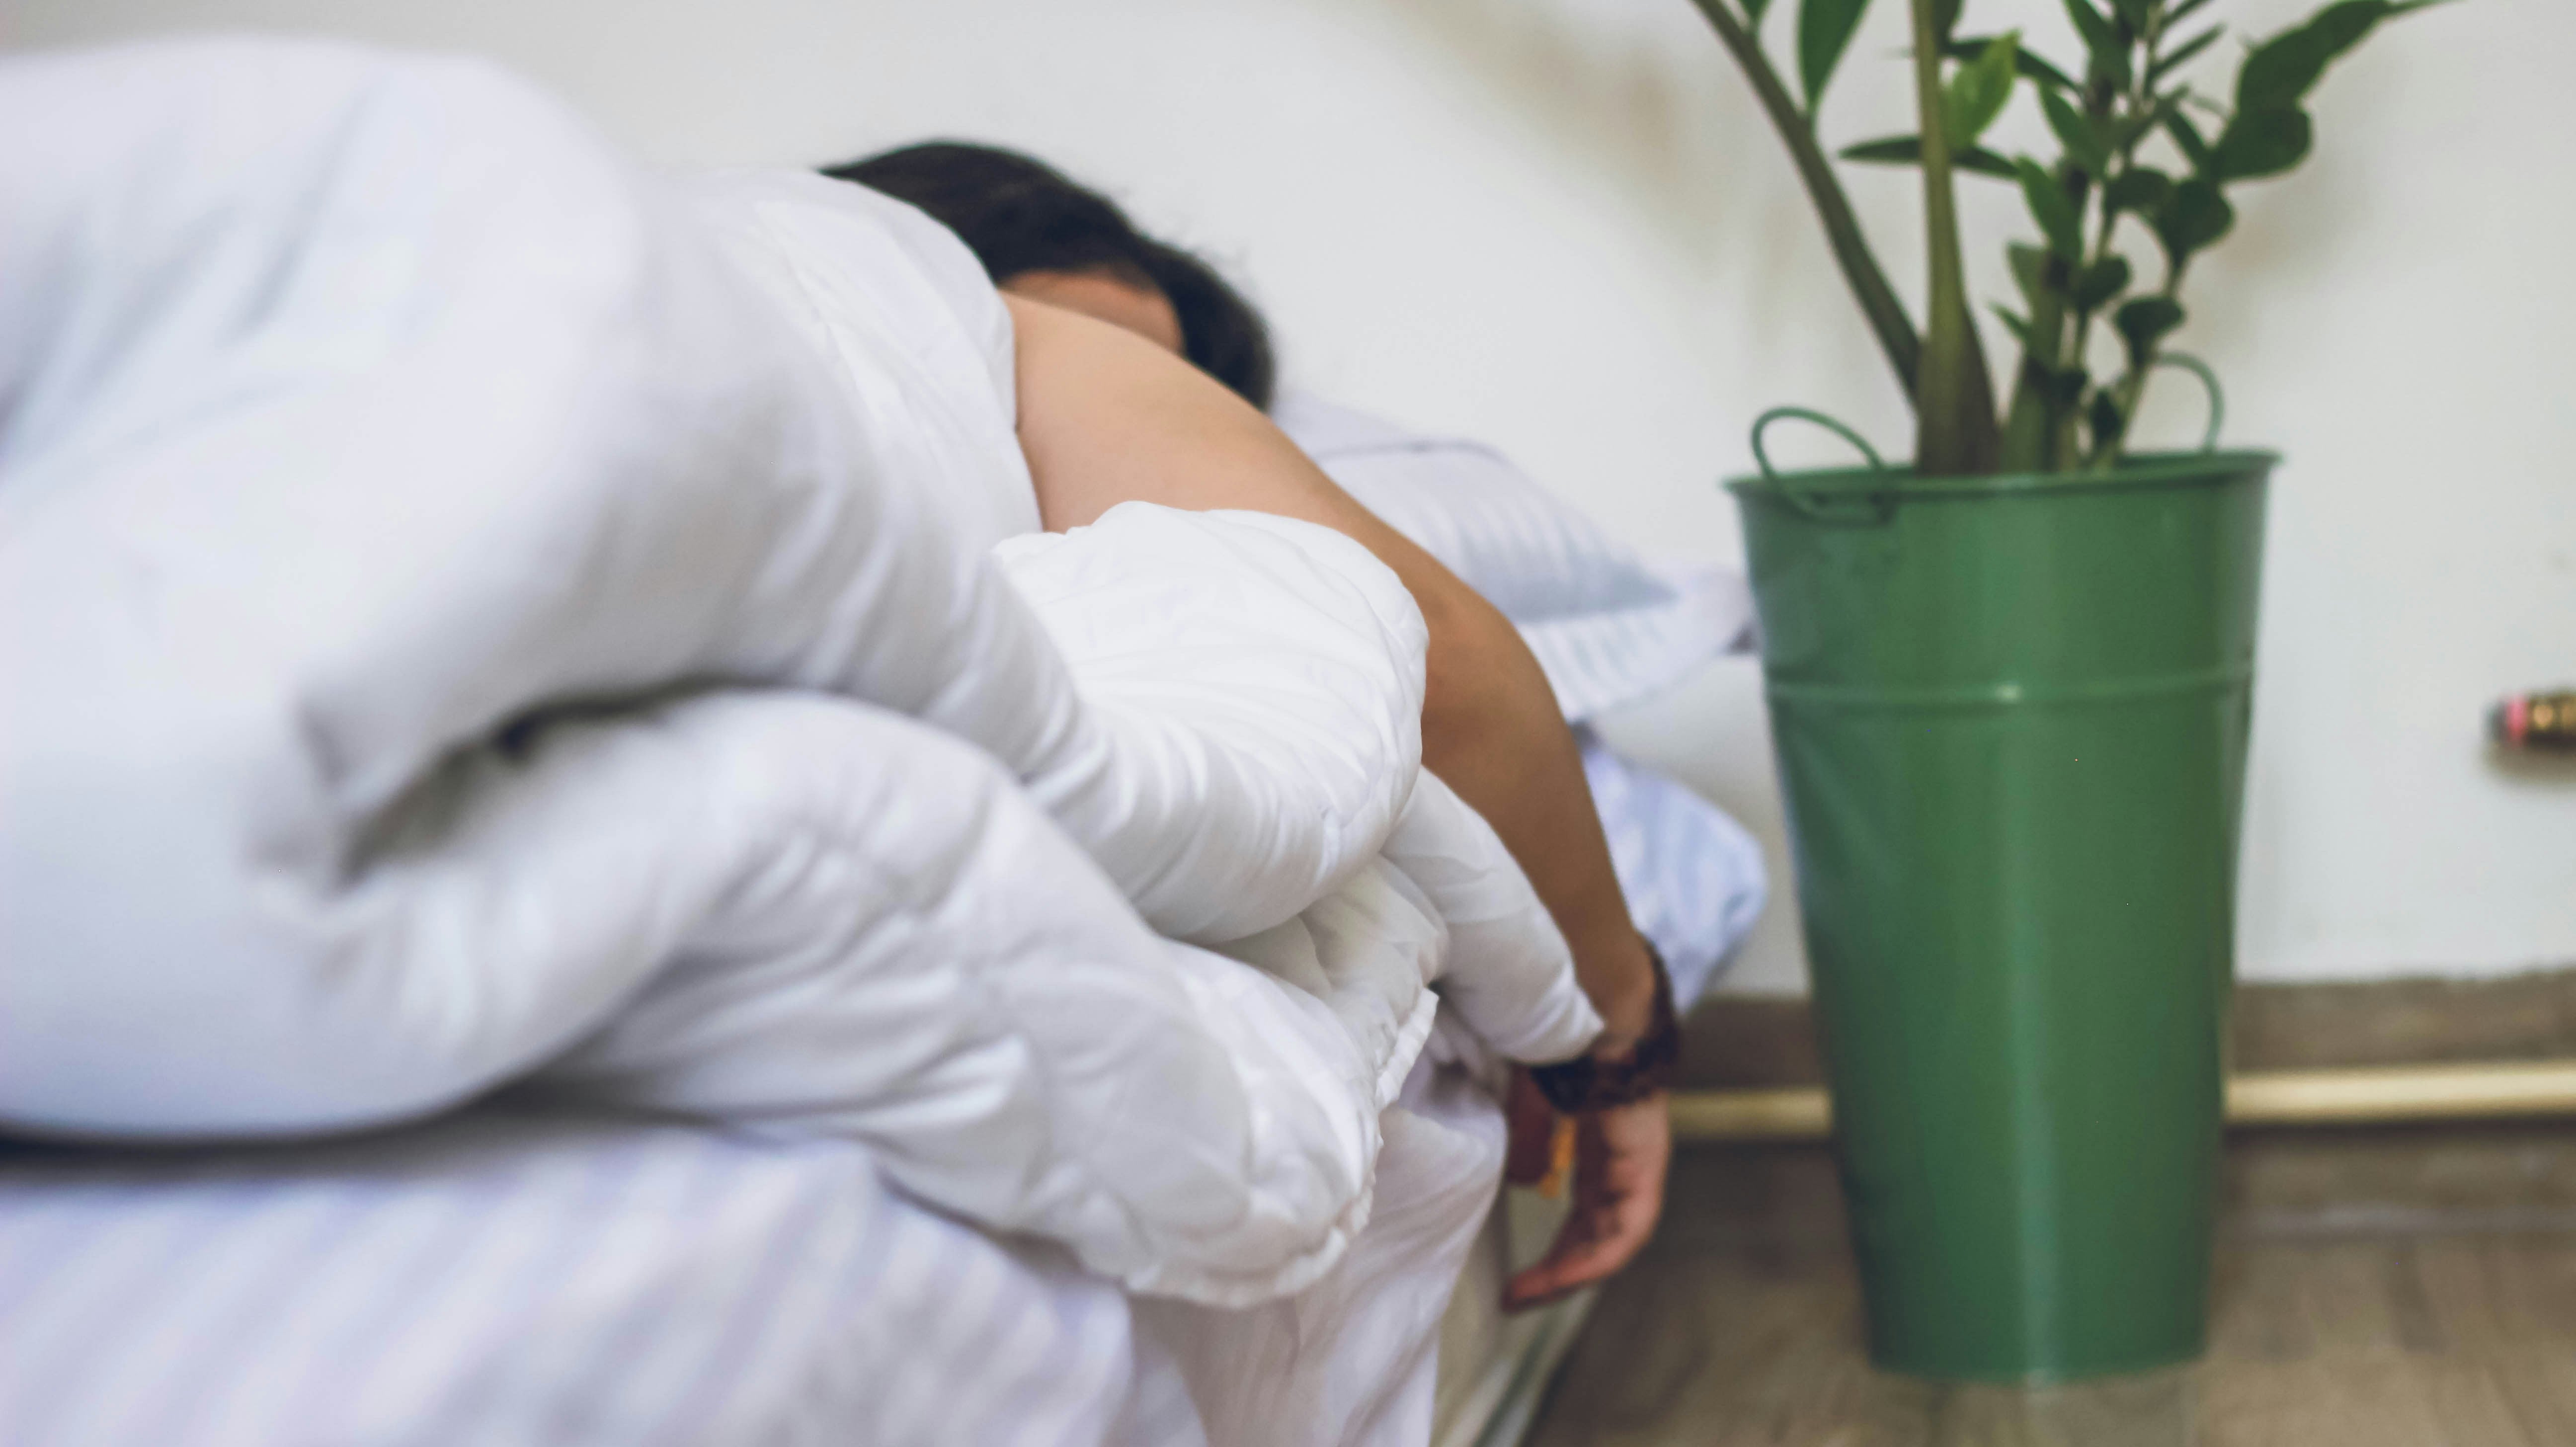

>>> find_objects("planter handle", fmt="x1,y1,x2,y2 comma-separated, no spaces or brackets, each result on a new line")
2153,352,2225,453
1750,406,1895,525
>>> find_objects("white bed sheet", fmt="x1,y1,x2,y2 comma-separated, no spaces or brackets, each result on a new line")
0,1104,1184,1447
0,1042,1511,1447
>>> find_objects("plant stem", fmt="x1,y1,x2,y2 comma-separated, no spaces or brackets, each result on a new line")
1689,0,1921,401
1907,0,2000,474
2086,2,2173,468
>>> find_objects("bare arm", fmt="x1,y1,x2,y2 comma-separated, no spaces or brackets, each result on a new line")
1006,296,1667,1303
1005,296,1657,1045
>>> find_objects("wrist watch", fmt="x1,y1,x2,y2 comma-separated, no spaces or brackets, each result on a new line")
1529,936,1681,1114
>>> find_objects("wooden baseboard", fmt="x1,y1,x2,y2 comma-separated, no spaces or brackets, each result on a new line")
1670,966,2576,1235
1678,965,2576,1092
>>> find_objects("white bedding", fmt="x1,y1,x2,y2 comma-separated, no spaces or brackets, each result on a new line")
0,1036,1519,1447
0,34,1603,1431
0,1106,1200,1447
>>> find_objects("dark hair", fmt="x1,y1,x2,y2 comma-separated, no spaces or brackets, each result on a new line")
822,142,1277,410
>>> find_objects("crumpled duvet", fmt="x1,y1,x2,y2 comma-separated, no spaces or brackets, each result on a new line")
0,38,1598,1308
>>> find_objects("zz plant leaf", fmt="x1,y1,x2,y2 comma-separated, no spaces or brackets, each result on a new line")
2088,389,2130,454
1798,0,1875,112
1682,0,2449,476
2237,0,2425,111
2015,157,2087,263
2072,255,2133,312
2115,297,2186,366
2152,178,2235,274
2103,165,2174,217
2214,106,2315,180
2040,88,2111,174
1945,34,2079,92
1943,32,2021,148
1842,134,2018,177
2061,0,2131,86
2163,109,2217,175
2007,242,2058,309
2148,24,2223,80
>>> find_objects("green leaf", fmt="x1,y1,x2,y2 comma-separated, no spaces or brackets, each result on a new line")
2168,0,2221,27
2148,25,2224,82
1944,32,2022,149
2061,0,2131,86
2163,108,2215,175
2008,242,2058,309
2043,362,2091,407
1743,0,1773,25
1839,134,2019,177
2109,92,2179,152
2072,254,2133,311
2061,0,2115,51
1945,34,2081,91
1932,0,1963,44
1798,0,1875,112
2235,0,2434,112
1992,304,2035,347
2103,165,2174,216
2088,389,2130,451
2040,87,2110,174
2015,156,2086,262
2114,295,2185,364
2107,0,2153,31
2152,179,2234,268
2236,1,2374,112
2214,105,2314,179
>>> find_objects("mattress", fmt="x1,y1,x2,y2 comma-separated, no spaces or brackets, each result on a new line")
1431,1191,1595,1447
0,1045,1546,1447
0,1104,1202,1447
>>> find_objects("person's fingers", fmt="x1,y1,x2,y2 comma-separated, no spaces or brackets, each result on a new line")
1502,1174,1655,1309
1502,1208,1627,1309
1511,1193,1595,1299
1502,1104,1671,1311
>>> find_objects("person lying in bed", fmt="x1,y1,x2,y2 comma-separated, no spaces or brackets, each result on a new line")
824,142,1678,1311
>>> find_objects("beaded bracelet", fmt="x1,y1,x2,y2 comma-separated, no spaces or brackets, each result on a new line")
1529,937,1680,1114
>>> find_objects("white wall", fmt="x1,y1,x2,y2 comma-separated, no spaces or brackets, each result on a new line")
11,0,2571,993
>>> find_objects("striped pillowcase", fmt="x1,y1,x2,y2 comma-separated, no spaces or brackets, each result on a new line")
1272,395,1752,722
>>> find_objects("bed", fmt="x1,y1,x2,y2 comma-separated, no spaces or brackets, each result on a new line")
0,1056,1588,1446
0,38,1753,1447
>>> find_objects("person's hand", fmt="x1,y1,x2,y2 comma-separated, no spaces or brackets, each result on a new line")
1502,1087,1671,1311
1502,1066,1560,1187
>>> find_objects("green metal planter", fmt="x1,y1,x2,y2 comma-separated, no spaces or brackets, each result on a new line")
1726,410,2273,1382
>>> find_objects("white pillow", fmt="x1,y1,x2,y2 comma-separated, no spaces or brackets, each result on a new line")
1272,393,1753,722
1576,727,1769,1007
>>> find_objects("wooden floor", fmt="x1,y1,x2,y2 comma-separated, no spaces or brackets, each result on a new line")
1527,1152,2576,1446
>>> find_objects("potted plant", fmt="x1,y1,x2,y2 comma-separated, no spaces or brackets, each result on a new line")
1687,0,2442,1382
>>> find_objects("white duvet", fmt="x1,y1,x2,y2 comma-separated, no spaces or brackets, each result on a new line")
0,33,1599,1325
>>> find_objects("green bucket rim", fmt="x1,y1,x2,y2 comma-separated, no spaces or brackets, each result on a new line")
1724,447,2281,504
